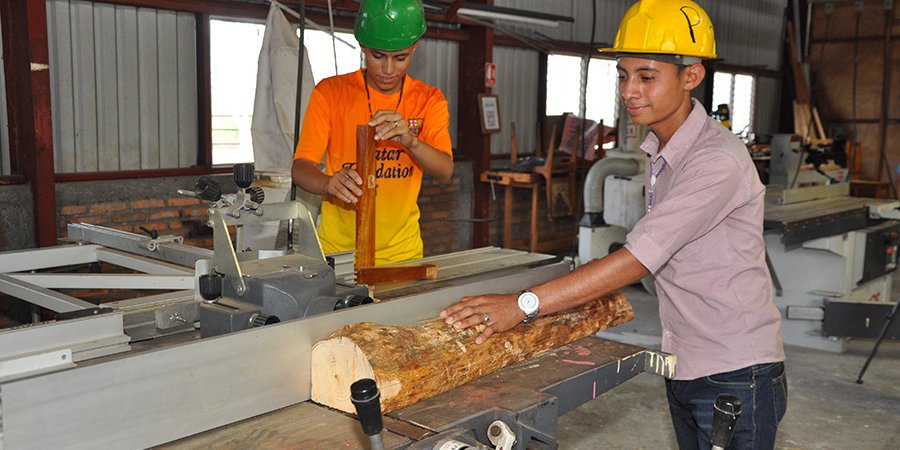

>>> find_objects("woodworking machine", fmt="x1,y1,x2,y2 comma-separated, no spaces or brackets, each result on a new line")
579,129,900,354
0,166,672,449
764,134,900,352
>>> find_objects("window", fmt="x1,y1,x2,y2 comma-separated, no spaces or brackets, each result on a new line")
304,30,361,84
712,71,755,138
210,20,266,165
546,54,618,151
209,20,361,165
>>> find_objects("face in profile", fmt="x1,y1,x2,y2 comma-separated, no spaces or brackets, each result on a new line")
616,57,702,131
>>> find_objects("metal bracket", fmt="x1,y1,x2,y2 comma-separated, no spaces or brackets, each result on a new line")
210,209,248,296
141,234,185,252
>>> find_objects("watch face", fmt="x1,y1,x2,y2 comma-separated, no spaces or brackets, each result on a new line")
518,291,539,312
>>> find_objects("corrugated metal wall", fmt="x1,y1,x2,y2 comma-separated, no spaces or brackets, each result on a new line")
490,46,539,155
47,0,198,173
408,38,459,147
493,0,787,136
495,0,786,69
0,18,9,176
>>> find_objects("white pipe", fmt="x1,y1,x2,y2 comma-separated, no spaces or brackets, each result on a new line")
582,157,640,215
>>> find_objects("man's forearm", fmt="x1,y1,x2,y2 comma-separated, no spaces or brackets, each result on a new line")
531,248,649,317
291,158,329,195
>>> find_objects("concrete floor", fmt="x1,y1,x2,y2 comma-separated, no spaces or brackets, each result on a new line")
556,285,900,449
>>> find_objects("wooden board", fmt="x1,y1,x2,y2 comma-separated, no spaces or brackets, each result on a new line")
355,125,376,269
356,264,438,285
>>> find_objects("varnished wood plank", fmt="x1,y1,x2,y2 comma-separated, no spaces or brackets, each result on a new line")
356,264,438,285
355,125,376,269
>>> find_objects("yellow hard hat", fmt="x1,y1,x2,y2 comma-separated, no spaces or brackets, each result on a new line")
602,0,717,60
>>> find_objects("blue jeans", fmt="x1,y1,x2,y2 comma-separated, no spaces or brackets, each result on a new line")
665,362,788,450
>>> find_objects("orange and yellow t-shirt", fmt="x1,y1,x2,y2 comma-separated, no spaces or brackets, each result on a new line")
294,69,453,265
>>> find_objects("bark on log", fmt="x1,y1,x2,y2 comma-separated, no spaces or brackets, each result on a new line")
311,291,633,414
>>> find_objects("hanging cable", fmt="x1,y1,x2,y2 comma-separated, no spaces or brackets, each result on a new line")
327,0,338,76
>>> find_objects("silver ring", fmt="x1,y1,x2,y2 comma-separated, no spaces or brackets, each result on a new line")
482,313,490,324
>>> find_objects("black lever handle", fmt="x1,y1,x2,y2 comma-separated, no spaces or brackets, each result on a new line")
711,394,742,450
351,378,385,450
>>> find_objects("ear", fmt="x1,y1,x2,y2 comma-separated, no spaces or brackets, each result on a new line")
682,64,706,91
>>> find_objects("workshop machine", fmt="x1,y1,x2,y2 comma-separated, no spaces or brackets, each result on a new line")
578,124,900,353
765,134,900,352
0,165,673,449
577,112,651,296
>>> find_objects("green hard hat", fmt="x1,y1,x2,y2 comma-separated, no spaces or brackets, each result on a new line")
354,0,426,51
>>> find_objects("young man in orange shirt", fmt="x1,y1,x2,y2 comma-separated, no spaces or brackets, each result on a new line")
291,0,453,265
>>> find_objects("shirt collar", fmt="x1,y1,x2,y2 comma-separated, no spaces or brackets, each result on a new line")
640,99,709,167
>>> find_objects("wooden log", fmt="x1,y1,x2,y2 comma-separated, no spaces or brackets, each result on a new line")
310,291,633,414
355,125,376,270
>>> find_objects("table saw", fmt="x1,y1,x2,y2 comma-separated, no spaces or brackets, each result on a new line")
0,172,670,450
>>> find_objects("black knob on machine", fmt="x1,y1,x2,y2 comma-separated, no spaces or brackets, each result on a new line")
246,186,265,204
195,176,223,202
199,273,224,302
249,313,280,327
233,163,255,189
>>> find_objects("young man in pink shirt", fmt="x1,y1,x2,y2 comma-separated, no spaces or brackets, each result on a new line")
441,1,786,448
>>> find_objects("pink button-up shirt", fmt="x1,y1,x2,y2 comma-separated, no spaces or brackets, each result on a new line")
625,100,784,380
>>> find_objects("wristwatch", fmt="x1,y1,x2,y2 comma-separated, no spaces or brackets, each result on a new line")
517,289,540,323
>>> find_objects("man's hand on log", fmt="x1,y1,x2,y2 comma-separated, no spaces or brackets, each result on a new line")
440,294,523,344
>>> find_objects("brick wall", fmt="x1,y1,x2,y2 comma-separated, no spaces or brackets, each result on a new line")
417,160,473,257
54,175,236,249
419,175,462,256
57,196,213,248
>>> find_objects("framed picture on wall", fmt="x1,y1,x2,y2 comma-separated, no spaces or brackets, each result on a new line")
478,94,501,134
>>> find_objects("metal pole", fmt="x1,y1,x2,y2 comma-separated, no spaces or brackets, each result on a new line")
288,0,307,251
856,300,900,383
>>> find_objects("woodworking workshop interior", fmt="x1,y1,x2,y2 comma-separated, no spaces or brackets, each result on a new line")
2,0,900,449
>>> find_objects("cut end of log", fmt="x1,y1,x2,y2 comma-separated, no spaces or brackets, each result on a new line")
310,336,377,413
